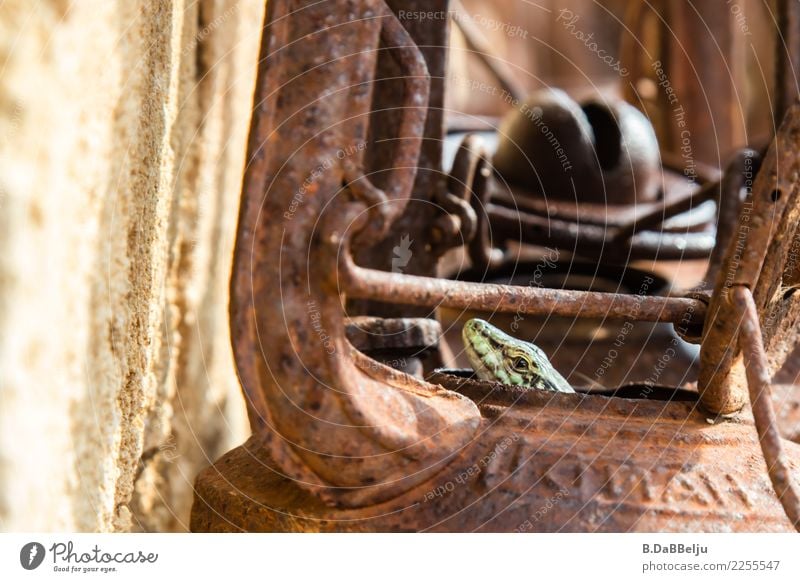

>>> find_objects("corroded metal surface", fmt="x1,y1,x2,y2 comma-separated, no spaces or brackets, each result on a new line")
481,88,718,263
735,286,800,530
205,0,800,532
342,253,706,325
192,377,799,532
486,152,719,263
350,0,454,318
486,201,716,262
345,317,441,353
493,89,661,205
700,103,800,414
345,316,442,376
229,0,480,509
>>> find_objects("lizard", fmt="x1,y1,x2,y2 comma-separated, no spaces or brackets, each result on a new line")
461,318,575,393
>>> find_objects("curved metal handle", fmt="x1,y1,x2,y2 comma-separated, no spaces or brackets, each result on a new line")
349,5,430,246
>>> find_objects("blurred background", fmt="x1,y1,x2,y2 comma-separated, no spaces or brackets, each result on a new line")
0,0,782,531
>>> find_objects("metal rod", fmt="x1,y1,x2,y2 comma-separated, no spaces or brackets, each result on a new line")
486,203,715,261
660,151,721,185
613,179,718,242
450,0,526,103
342,256,706,324
734,285,800,531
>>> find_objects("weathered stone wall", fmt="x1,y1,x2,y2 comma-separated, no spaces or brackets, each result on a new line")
0,0,262,532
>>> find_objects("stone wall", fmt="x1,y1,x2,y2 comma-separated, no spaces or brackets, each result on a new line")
0,0,262,532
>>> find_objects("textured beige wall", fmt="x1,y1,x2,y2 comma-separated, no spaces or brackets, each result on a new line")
0,0,262,532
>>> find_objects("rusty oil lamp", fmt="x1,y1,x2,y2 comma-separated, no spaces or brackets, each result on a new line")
191,0,800,532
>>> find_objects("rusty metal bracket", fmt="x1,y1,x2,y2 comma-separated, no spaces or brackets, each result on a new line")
347,7,430,247
444,134,501,269
430,135,482,252
700,102,800,414
231,0,480,509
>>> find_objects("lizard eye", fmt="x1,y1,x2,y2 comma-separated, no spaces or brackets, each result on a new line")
513,357,529,371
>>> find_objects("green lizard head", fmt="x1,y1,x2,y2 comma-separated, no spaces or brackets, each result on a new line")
462,318,574,393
